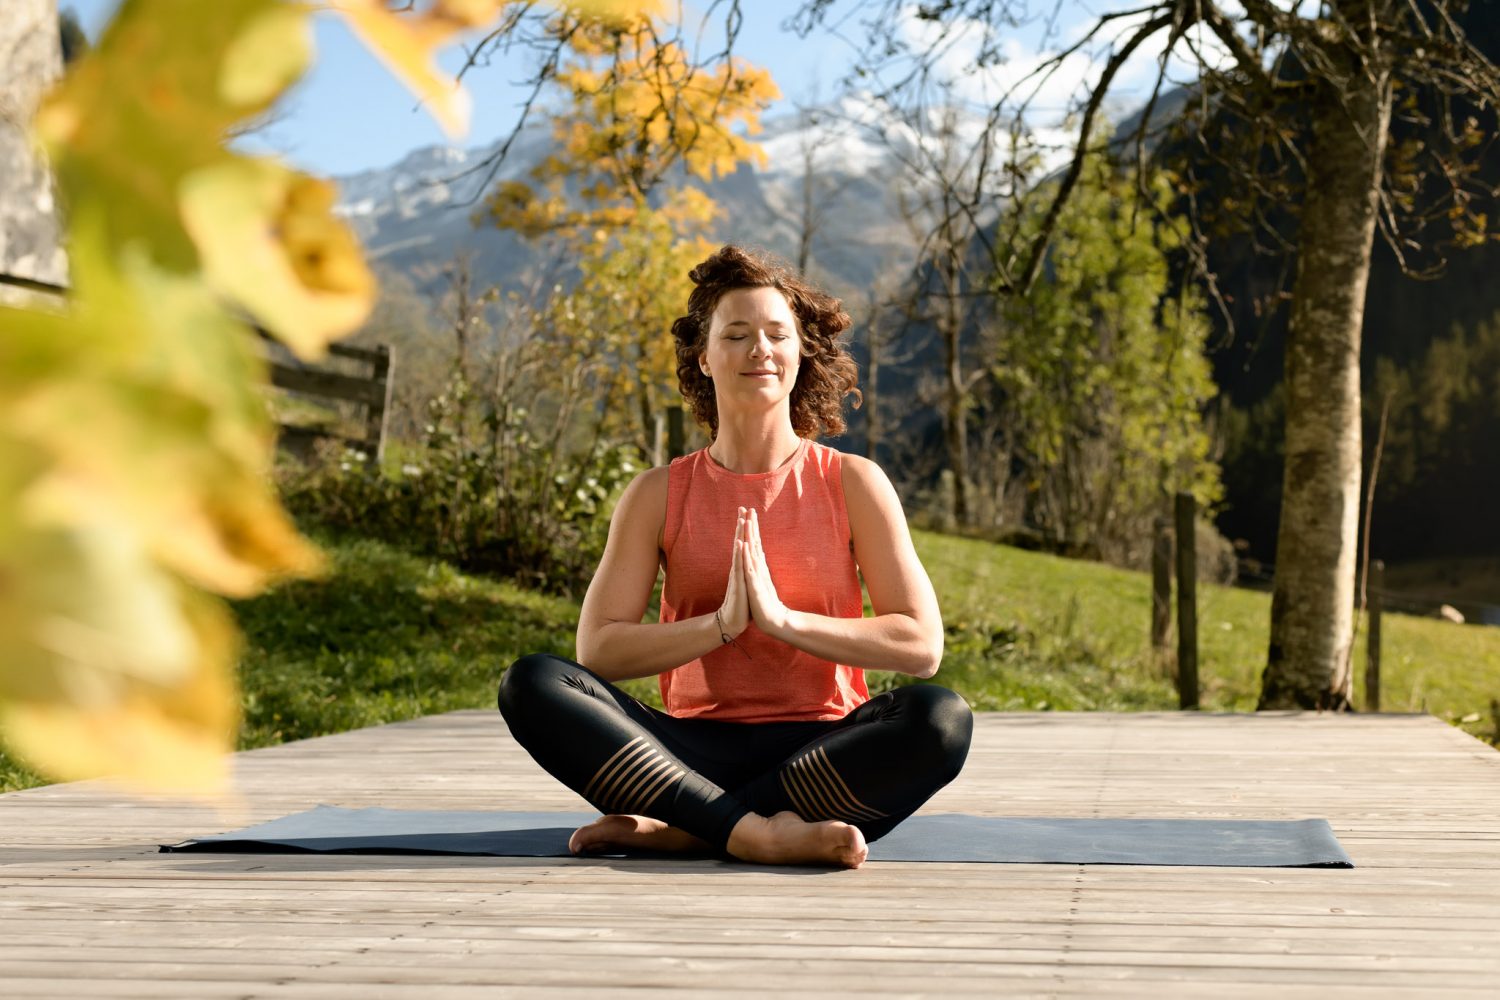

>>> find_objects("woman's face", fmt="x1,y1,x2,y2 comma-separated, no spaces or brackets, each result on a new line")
701,287,802,410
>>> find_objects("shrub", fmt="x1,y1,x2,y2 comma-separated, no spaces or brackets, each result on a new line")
280,369,641,596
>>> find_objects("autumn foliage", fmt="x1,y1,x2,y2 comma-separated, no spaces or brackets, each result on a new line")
0,0,667,796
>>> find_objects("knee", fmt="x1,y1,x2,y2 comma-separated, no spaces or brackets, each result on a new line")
900,684,974,777
497,652,571,721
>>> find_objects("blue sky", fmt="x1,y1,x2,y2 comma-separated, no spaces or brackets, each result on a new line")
61,2,1196,178
62,1,867,176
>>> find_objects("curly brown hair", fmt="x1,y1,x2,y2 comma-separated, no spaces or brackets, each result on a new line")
672,245,861,439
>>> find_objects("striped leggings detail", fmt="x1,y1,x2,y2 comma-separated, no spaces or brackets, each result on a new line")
498,654,973,851
584,737,686,815
779,746,886,824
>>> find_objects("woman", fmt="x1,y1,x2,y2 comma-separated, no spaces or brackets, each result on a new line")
499,245,972,868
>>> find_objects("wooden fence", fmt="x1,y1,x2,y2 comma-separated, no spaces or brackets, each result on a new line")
262,333,395,462
0,270,394,462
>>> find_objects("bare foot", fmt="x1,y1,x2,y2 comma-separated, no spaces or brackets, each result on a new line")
568,814,710,856
726,811,868,869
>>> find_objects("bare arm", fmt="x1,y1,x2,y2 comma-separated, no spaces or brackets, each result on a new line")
575,468,749,681
744,457,944,678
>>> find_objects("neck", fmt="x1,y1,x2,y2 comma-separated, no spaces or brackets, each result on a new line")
709,412,802,474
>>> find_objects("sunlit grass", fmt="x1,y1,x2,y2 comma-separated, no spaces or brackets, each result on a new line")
913,528,1500,735
5,527,1496,793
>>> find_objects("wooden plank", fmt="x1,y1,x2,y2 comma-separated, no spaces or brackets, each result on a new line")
268,362,387,407
2,710,1497,997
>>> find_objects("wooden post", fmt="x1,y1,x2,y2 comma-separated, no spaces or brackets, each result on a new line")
1151,515,1172,652
1366,559,1383,712
366,345,394,464
1174,492,1199,710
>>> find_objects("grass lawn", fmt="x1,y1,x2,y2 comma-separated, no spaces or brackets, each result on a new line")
4,527,1497,793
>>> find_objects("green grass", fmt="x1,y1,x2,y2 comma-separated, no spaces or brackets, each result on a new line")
4,527,1497,793
913,529,1500,733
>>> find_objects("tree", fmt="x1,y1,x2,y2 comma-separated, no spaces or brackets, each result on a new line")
879,96,1020,528
480,12,777,458
0,0,66,293
994,145,1221,563
797,0,1500,709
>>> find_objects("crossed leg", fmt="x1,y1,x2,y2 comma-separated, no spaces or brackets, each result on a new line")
498,654,972,868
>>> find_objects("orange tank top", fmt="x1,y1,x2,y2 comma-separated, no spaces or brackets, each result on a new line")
659,438,868,722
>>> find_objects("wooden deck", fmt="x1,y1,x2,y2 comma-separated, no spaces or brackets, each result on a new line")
2,710,1498,998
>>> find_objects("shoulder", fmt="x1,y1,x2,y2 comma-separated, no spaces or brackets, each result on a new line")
611,465,671,541
619,464,671,513
837,452,897,509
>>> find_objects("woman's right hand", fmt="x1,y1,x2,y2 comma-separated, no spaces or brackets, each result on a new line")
717,507,751,638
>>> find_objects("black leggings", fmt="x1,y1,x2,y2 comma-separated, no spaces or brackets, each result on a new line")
498,653,973,852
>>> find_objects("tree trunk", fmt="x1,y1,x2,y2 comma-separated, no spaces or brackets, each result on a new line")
865,318,881,460
0,0,66,295
1259,55,1391,710
941,239,970,527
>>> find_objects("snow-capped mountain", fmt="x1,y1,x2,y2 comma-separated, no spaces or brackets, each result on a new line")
329,100,931,301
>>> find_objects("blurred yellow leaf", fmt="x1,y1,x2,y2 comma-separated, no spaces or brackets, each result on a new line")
34,0,314,272
181,158,374,357
9,239,324,593
0,233,317,795
221,3,313,107
329,1,670,139
330,0,476,137
0,576,240,798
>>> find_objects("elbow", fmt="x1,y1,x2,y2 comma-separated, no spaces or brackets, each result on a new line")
910,631,944,679
574,625,601,670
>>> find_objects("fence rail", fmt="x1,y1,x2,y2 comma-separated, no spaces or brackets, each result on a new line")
1,271,394,461
260,332,394,461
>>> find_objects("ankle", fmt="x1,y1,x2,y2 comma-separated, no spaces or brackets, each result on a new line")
725,812,774,862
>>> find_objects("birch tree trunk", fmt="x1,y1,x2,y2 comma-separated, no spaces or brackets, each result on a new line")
1259,39,1392,709
0,0,66,295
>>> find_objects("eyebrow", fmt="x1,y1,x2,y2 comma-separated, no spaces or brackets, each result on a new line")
722,319,788,328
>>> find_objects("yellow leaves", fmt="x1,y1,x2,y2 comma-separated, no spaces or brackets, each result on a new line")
329,1,666,138
331,1,476,138
1,0,704,799
1,0,351,798
37,0,374,358
659,186,718,229
36,0,312,272
221,4,313,108
0,565,241,796
561,0,666,26
0,235,323,796
0,222,328,788
181,159,374,359
501,34,777,241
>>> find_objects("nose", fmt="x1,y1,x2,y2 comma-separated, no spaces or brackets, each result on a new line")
749,330,771,356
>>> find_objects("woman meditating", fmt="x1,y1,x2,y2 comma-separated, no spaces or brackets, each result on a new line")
498,245,972,868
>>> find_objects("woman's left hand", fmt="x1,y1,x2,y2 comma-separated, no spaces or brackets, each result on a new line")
742,508,792,636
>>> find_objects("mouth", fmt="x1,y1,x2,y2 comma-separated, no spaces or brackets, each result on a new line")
742,371,778,378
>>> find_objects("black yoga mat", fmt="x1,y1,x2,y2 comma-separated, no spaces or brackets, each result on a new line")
162,806,1353,868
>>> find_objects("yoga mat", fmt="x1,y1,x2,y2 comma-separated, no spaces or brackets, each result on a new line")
163,806,1353,867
